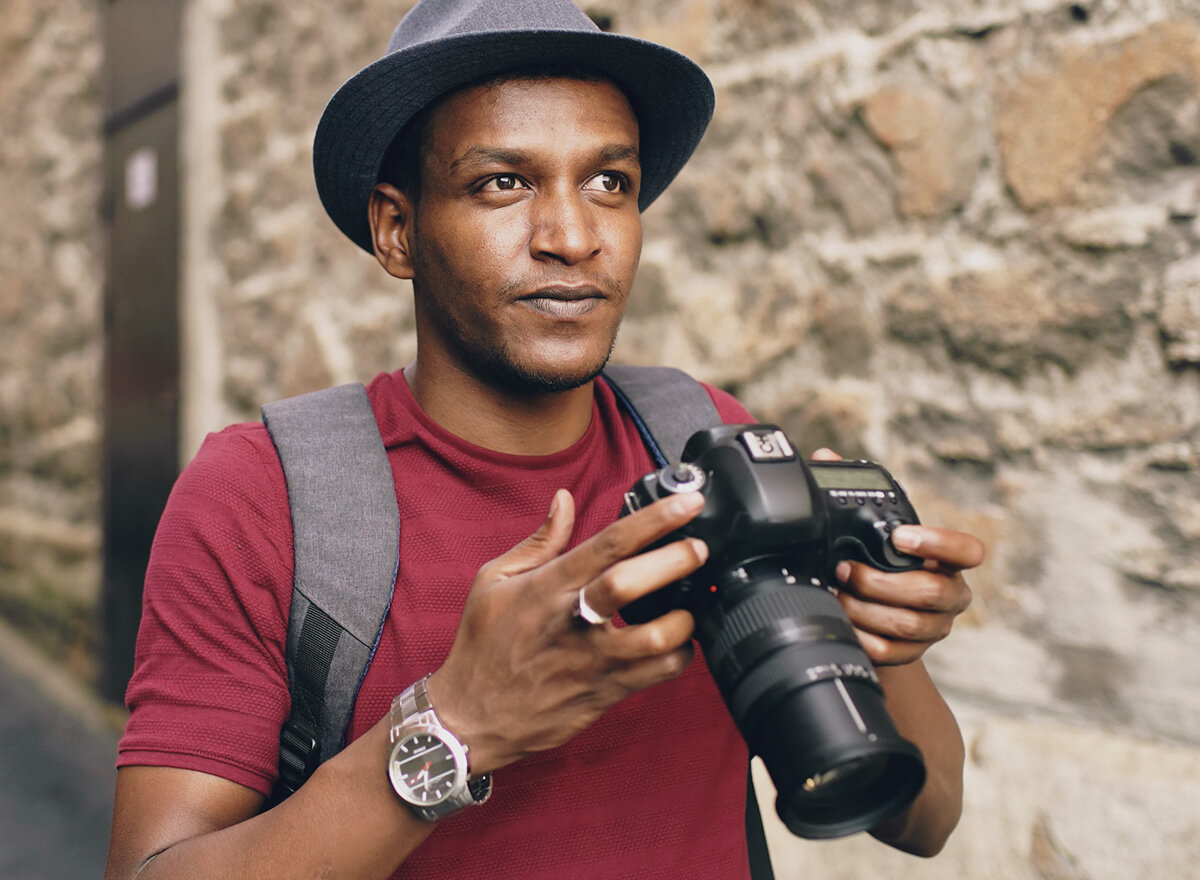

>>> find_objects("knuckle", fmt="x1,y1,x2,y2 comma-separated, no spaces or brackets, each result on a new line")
593,570,623,606
639,626,670,655
913,571,951,610
935,615,955,641
894,611,927,643
475,559,500,582
589,527,628,564
659,646,692,678
868,641,898,666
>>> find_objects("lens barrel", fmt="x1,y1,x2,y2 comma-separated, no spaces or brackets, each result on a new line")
698,558,926,839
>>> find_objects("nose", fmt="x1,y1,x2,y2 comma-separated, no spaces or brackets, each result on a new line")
528,188,602,265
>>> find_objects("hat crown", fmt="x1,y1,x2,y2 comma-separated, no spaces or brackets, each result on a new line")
388,0,600,54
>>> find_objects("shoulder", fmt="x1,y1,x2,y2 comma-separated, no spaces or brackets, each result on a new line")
698,381,756,425
600,364,756,425
169,421,289,516
152,420,293,600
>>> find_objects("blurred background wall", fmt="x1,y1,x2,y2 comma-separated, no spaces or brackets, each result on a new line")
1,0,1198,876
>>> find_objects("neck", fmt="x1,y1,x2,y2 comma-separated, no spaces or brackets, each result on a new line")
404,354,597,456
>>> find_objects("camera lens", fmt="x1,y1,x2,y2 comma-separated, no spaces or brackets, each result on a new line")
699,558,925,839
803,755,886,796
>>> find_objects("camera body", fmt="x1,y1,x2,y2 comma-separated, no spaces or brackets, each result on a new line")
621,424,927,839
622,424,922,626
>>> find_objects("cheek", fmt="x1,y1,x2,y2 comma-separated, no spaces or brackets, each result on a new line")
610,218,643,286
438,216,529,286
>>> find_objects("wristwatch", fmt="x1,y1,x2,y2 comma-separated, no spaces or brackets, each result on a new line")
386,675,492,821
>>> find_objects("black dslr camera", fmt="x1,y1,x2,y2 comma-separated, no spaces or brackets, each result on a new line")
621,424,927,839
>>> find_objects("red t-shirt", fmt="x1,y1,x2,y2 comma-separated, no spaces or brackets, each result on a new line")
120,369,756,879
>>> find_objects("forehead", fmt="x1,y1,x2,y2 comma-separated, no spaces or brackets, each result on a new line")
423,76,640,158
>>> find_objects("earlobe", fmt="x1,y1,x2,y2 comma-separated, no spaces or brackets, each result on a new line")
369,183,416,279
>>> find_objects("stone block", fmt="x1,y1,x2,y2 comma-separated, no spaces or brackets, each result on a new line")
996,21,1200,210
883,267,1133,378
860,83,979,218
805,129,897,235
1161,253,1200,367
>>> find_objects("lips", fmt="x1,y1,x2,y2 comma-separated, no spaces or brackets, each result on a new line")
517,285,606,319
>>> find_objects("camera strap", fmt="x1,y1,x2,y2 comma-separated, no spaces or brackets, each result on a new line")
263,368,775,879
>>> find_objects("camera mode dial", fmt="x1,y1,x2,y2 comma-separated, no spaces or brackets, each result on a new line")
660,462,706,493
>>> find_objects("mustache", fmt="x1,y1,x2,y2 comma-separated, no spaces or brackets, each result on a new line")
499,272,626,300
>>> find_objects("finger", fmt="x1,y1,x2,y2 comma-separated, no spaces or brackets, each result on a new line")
579,537,708,622
810,447,843,462
890,525,986,571
852,627,927,667
477,489,575,582
602,639,697,692
553,490,705,586
838,561,973,614
837,589,956,646
602,608,696,661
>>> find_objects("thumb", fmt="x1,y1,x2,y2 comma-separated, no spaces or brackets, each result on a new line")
810,447,844,462
484,489,575,580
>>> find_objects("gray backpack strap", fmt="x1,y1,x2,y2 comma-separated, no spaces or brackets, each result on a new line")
601,364,722,466
261,383,400,800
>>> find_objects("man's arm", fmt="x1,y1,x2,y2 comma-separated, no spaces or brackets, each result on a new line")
105,488,709,880
841,520,982,856
811,449,983,856
104,731,432,880
868,661,966,856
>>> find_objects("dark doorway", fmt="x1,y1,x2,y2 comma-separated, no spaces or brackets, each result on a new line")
99,0,184,702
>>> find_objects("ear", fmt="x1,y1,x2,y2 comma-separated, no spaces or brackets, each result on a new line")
369,183,417,279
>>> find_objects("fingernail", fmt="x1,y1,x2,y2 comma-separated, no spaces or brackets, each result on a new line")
690,538,709,563
548,489,564,519
891,526,920,552
835,561,852,583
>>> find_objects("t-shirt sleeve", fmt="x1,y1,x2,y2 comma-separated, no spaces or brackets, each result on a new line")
116,423,294,795
701,382,757,425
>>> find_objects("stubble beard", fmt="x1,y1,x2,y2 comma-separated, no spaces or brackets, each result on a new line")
436,306,619,395
415,263,627,396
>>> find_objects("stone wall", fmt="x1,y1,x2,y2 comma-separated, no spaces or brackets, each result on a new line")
0,1,105,680
3,0,1198,875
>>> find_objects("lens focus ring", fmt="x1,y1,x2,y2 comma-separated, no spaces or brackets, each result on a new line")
703,579,859,690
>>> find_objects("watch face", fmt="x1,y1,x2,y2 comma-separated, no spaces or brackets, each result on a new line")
390,733,459,804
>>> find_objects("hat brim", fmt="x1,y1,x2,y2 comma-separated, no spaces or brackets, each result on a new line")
313,29,715,252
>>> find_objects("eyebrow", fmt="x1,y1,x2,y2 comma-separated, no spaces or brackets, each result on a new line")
448,143,641,172
598,144,641,167
449,146,531,172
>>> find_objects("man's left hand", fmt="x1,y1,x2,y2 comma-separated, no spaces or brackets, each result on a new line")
813,448,984,667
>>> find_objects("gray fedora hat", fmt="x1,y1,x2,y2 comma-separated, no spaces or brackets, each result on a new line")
313,0,715,253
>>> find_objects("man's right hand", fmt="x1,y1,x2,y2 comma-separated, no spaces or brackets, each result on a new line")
427,487,709,774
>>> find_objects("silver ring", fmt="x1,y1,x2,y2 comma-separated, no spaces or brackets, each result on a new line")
572,587,610,626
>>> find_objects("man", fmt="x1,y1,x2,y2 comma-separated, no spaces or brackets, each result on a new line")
104,1,983,878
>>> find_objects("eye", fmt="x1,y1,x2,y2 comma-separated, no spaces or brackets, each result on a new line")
583,172,626,194
480,174,528,192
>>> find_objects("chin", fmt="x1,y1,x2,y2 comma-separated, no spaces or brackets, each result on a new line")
477,346,614,395
451,328,618,395
489,360,607,395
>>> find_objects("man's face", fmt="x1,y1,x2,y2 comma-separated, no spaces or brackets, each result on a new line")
397,76,643,394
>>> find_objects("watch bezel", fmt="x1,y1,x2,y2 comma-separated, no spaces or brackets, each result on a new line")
387,718,470,809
